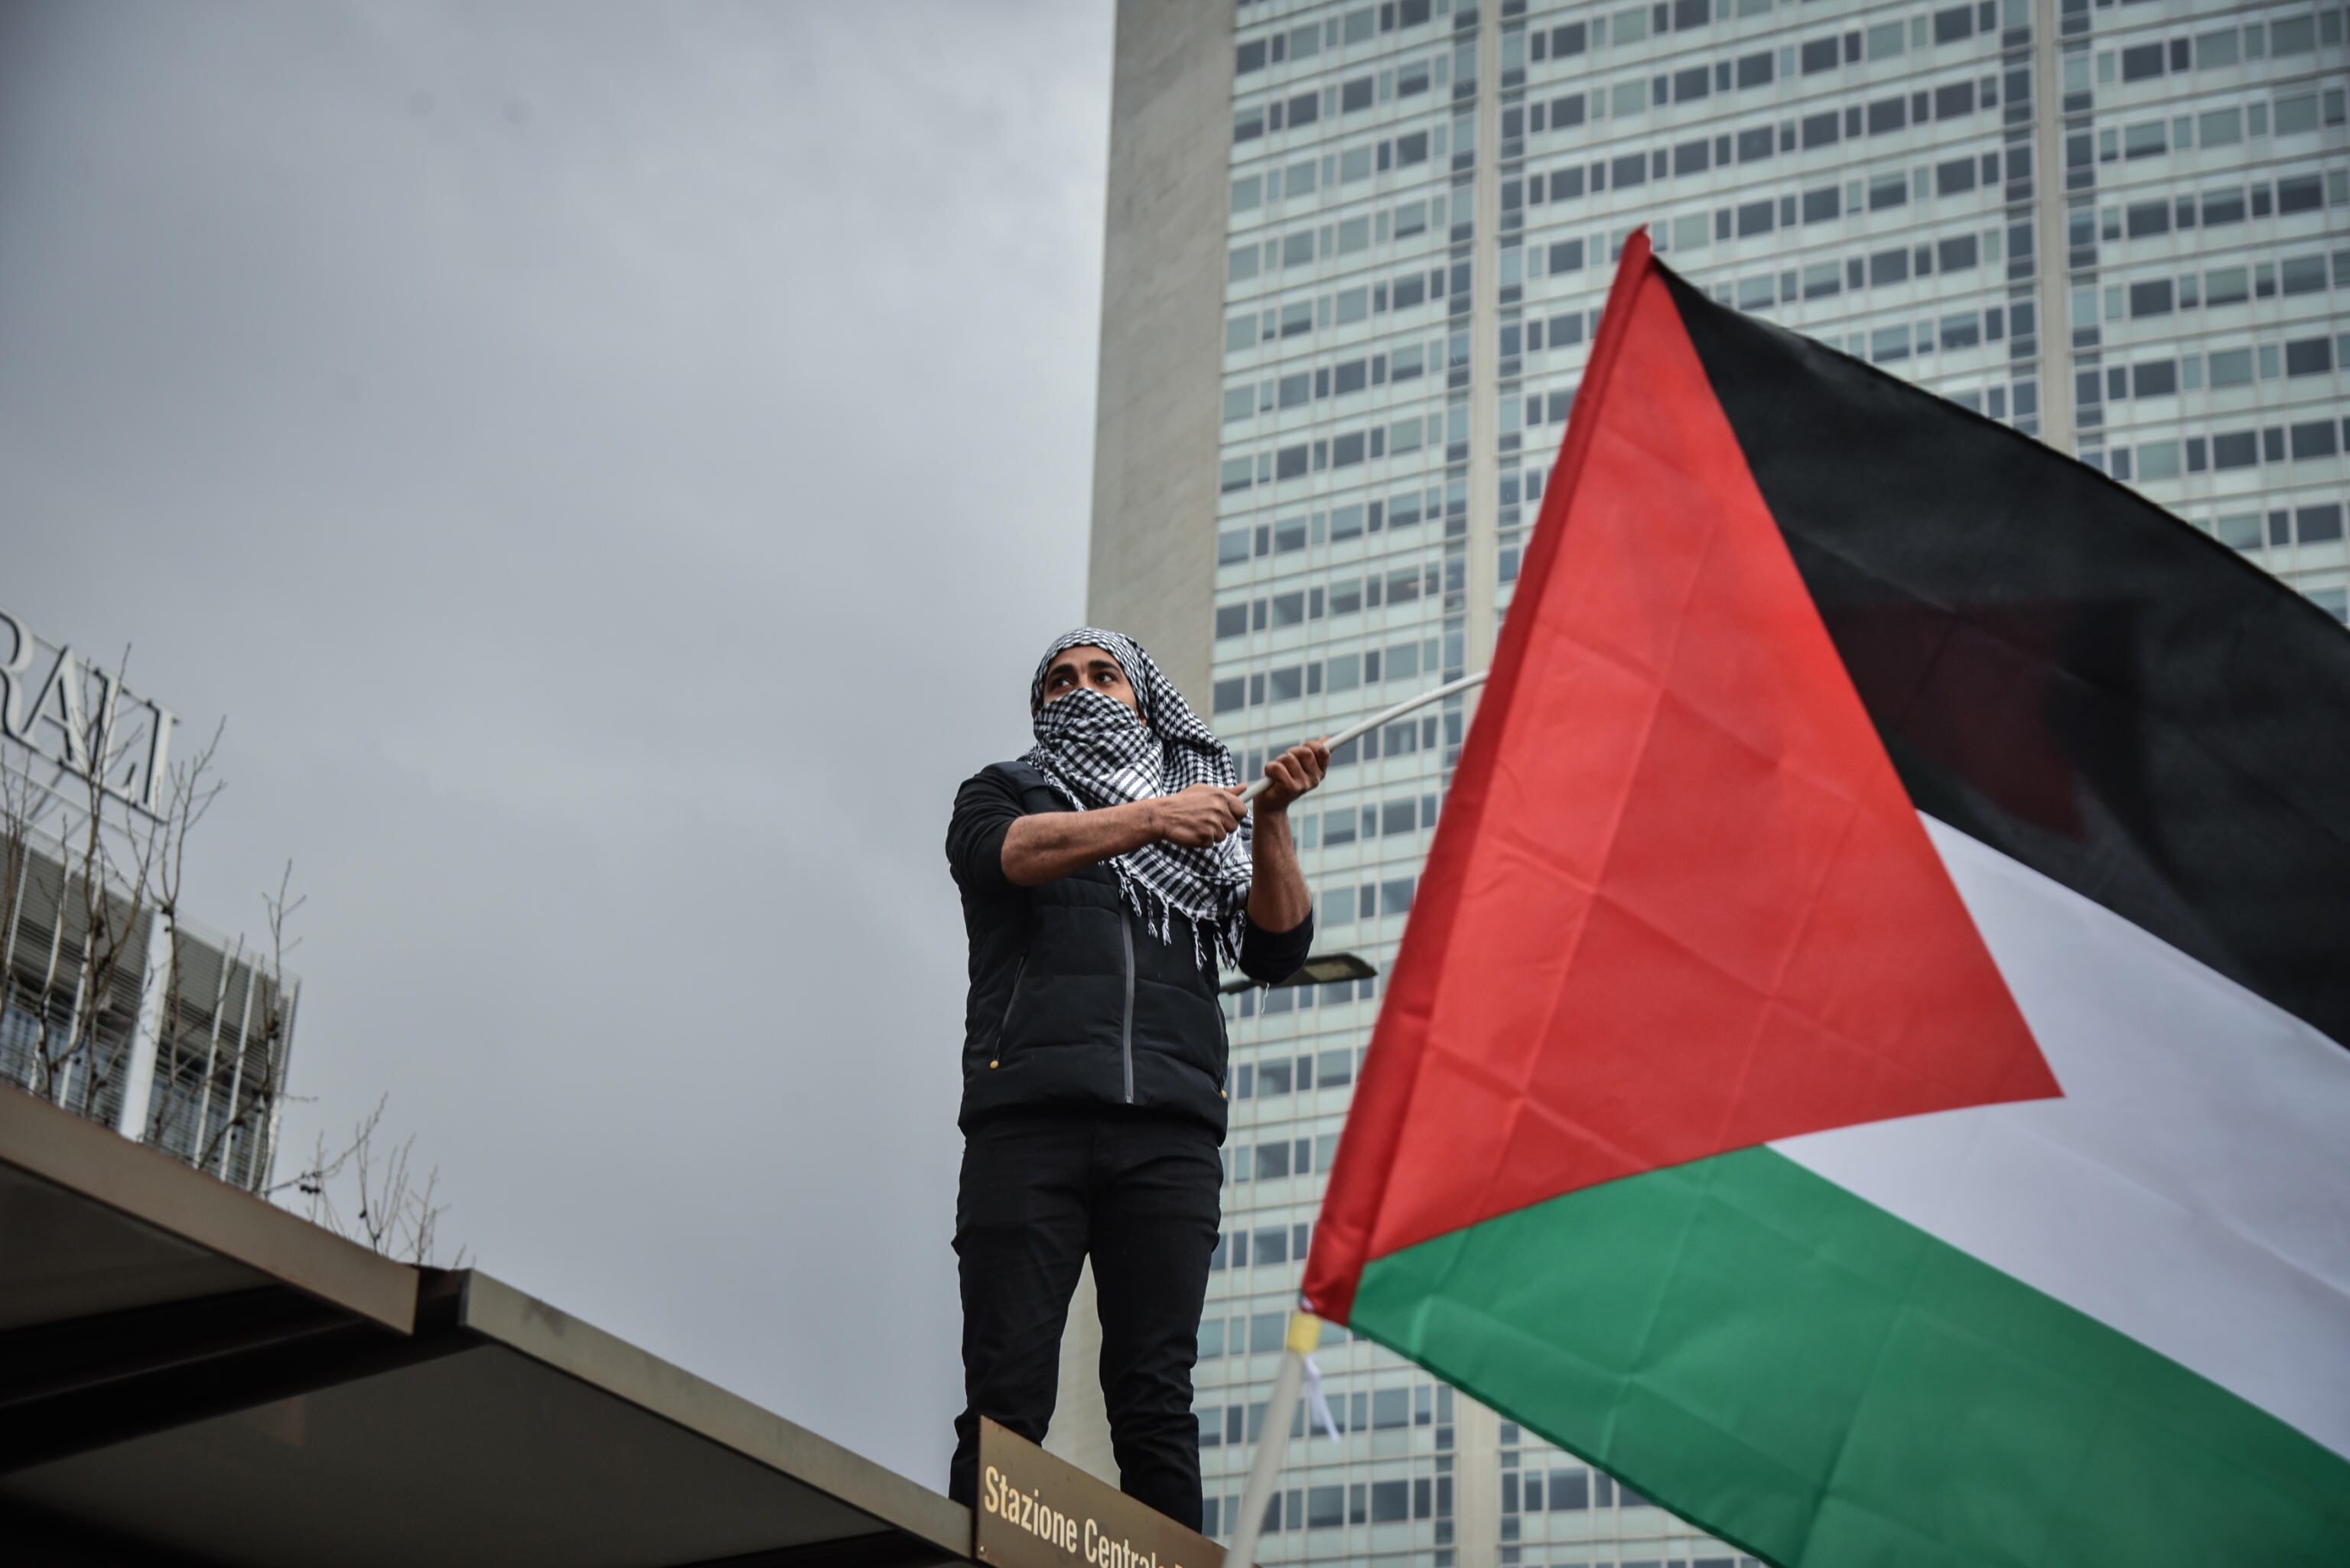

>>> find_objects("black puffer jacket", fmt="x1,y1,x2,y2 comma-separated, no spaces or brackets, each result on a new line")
946,760,1314,1137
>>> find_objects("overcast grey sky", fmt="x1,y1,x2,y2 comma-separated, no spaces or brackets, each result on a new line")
0,1,1112,1483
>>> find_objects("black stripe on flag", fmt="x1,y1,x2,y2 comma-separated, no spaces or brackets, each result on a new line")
1662,270,2350,1052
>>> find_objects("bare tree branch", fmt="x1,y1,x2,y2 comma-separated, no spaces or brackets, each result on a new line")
144,720,226,1153
2,662,459,1263
195,856,302,1176
266,1091,464,1267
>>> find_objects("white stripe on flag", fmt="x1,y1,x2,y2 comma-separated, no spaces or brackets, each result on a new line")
1774,815,2350,1459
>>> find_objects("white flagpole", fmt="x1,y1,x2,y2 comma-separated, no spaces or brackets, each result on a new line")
1223,671,1489,1562
1237,670,1488,805
1223,1309,1320,1567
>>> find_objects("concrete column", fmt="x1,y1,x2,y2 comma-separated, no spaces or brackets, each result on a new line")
1454,20,1506,1566
2030,0,2075,451
1043,1263,1118,1486
1085,0,1237,710
1453,1392,1502,1568
1460,5,1503,717
1061,0,1237,1475
113,907,172,1142
1447,18,1504,1568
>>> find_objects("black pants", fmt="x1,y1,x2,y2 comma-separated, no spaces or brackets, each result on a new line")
948,1112,1222,1529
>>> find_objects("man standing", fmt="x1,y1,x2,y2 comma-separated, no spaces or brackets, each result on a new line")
944,627,1328,1528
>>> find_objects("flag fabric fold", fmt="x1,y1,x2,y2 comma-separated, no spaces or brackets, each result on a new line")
1300,230,2350,1568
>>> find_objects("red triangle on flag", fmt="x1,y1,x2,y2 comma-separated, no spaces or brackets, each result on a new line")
1307,235,2060,1323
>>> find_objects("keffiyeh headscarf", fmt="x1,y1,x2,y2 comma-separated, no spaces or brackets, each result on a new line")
1022,627,1252,970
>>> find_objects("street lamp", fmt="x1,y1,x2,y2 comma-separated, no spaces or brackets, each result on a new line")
1219,950,1378,995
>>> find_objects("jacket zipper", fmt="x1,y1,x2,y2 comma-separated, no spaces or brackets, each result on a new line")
998,956,1029,1046
1119,909,1136,1104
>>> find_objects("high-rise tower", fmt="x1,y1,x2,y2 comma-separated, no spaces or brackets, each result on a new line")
1088,3,2348,1563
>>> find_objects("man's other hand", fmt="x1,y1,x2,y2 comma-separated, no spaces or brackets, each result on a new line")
1255,740,1331,813
1156,783,1249,846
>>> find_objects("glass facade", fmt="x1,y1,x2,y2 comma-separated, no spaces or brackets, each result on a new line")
1185,1,2346,1563
0,825,296,1195
2061,2,2348,603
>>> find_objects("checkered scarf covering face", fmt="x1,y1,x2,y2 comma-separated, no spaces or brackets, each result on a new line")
1022,627,1252,970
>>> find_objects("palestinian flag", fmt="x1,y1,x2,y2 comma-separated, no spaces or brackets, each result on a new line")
1300,231,2350,1566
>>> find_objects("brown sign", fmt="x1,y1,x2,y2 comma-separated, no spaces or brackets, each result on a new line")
974,1418,1227,1568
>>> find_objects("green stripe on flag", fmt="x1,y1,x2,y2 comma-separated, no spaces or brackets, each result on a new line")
1349,1147,2350,1568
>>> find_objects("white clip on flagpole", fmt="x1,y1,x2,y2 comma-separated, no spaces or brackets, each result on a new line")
1302,1354,1341,1443
1224,1309,1322,1568
1237,669,1489,806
